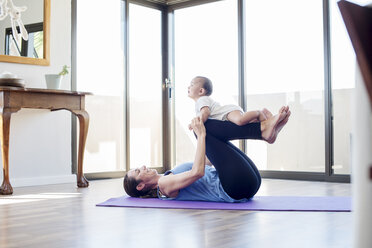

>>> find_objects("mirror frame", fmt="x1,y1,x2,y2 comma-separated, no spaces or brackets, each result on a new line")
0,0,50,66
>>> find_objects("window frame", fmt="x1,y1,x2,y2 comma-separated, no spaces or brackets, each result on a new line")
71,0,350,183
5,22,44,58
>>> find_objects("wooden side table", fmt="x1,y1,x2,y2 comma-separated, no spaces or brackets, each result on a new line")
0,87,91,195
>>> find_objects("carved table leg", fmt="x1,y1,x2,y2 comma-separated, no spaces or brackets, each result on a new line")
71,110,89,188
0,108,19,195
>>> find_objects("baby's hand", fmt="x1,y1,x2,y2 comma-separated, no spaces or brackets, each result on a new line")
262,108,273,119
188,123,193,130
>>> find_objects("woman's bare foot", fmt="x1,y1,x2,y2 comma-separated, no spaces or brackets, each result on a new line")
261,112,287,143
277,110,290,133
268,110,291,144
278,106,289,114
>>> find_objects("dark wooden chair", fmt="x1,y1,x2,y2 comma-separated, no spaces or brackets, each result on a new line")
338,0,372,180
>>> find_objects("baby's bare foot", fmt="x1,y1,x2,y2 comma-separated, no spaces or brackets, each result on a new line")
262,108,273,119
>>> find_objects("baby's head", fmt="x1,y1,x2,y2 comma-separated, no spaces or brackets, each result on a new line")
188,76,213,100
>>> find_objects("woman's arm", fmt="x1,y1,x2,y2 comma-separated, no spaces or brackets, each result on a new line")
205,156,213,166
159,117,206,198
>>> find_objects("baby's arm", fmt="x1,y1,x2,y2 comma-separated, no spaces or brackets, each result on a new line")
199,106,210,123
189,106,210,130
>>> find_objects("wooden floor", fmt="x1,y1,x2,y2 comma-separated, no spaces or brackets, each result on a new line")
0,178,352,248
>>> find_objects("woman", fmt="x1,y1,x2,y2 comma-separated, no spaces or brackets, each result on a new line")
124,106,291,202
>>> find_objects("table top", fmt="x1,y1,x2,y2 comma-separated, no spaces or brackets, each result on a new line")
0,86,92,96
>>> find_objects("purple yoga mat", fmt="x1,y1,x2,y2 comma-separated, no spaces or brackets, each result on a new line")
96,196,351,212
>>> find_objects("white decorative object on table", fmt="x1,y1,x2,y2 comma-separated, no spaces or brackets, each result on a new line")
0,71,17,78
45,74,62,90
0,0,28,49
45,65,69,90
0,71,25,87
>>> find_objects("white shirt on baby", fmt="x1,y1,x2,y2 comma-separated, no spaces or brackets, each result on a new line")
195,96,243,121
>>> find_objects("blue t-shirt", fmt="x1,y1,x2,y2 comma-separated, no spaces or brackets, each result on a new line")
158,162,247,203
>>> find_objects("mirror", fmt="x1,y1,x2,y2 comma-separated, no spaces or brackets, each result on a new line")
0,0,49,65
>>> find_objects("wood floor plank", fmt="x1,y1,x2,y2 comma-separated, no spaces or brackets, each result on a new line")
0,179,352,248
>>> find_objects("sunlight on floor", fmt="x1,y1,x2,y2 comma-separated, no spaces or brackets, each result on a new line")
0,193,81,205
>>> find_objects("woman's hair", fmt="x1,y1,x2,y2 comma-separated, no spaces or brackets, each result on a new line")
196,76,213,96
123,173,158,198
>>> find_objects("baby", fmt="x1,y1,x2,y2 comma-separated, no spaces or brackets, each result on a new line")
188,76,271,129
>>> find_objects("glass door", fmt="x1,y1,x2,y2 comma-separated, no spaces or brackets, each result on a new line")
76,0,166,174
76,0,126,174
128,3,163,169
172,0,239,166
244,0,325,172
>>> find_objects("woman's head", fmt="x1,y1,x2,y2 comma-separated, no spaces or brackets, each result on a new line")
123,165,159,198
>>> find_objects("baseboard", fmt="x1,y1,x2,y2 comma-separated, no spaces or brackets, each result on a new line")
11,175,76,187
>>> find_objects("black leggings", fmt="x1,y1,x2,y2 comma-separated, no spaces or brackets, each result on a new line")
204,119,262,200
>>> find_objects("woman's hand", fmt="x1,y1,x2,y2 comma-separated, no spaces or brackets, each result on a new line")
188,123,193,130
190,116,206,138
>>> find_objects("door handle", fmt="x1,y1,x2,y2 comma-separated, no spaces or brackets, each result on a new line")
165,78,172,99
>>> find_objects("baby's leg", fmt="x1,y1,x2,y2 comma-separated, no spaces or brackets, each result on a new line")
262,108,272,119
261,106,287,121
227,110,259,126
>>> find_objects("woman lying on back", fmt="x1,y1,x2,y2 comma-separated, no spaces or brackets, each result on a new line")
124,107,290,202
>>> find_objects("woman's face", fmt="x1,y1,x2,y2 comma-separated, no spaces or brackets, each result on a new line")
127,165,158,184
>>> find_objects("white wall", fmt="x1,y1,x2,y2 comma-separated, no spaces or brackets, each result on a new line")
0,0,75,187
352,66,372,248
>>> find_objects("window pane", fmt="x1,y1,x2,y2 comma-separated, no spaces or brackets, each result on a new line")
330,0,370,175
77,0,125,173
32,31,44,58
129,4,162,169
245,0,325,172
174,0,238,165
